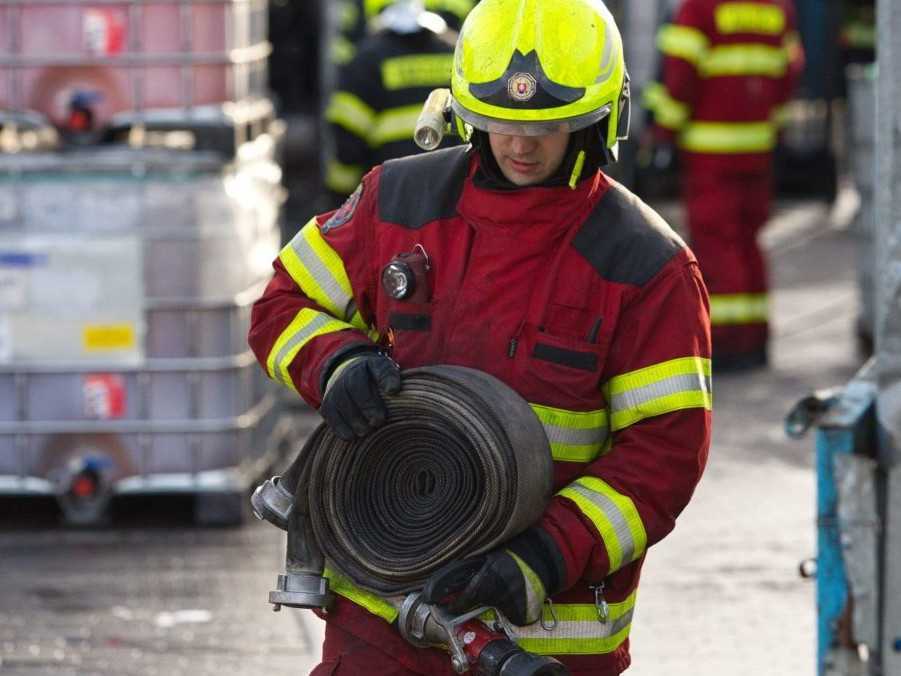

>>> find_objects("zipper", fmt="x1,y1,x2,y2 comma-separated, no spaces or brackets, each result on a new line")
507,337,518,358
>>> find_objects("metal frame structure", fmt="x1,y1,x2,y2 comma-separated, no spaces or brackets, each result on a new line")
875,0,901,671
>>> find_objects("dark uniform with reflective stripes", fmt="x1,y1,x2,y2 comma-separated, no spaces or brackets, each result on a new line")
323,23,459,206
331,0,475,67
249,146,712,674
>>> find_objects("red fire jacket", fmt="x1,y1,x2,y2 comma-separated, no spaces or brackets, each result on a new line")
249,146,712,674
646,0,805,172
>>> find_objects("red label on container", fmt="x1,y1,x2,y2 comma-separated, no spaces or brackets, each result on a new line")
83,374,126,419
83,9,125,56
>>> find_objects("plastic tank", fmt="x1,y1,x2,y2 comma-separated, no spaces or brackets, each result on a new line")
0,0,270,130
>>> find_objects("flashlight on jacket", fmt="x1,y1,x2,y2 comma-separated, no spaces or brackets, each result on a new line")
381,247,430,302
414,88,453,151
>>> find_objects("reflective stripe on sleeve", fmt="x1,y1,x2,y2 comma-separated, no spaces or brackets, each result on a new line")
657,24,709,65
679,121,777,153
381,53,454,90
700,44,788,78
325,159,365,196
558,477,647,572
266,309,354,392
715,2,786,35
530,403,610,463
642,82,691,131
279,218,366,328
512,591,636,655
326,91,376,139
369,104,423,147
605,356,712,431
709,293,768,325
324,567,400,622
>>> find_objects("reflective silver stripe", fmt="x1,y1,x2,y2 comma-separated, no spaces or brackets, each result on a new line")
565,482,637,564
290,233,355,321
542,421,609,447
272,313,334,387
610,373,712,416
514,608,634,641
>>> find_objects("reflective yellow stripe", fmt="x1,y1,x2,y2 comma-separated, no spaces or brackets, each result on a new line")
709,293,768,325
369,104,423,146
715,2,785,35
679,121,777,153
381,53,454,90
266,309,353,392
530,403,610,463
279,218,366,329
657,24,709,65
558,477,647,572
326,91,376,139
338,0,360,29
701,44,788,78
325,159,365,195
512,591,636,655
642,82,690,131
331,36,356,66
605,356,712,431
324,567,399,622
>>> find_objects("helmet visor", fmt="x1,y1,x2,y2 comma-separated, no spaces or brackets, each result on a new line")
453,99,612,136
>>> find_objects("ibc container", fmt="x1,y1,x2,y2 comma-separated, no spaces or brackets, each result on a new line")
0,0,270,133
0,131,295,524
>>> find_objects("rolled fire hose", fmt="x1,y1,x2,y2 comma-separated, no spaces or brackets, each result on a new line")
302,364,554,595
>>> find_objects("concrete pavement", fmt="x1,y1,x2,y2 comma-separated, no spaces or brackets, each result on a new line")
630,197,862,676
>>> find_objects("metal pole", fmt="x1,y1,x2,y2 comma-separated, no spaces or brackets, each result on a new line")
875,0,901,672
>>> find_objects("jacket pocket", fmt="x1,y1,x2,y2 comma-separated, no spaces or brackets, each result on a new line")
514,321,610,409
384,299,441,368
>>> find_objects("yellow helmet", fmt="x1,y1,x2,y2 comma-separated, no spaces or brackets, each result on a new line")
451,0,630,152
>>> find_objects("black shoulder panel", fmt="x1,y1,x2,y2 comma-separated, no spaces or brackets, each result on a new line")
378,146,469,229
572,181,686,286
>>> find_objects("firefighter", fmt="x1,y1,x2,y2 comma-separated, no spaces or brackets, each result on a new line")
644,0,805,370
249,0,712,673
322,0,460,206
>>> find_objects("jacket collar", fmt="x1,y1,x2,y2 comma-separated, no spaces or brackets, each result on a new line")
457,154,609,239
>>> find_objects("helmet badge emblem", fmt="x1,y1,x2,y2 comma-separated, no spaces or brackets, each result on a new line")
507,72,537,102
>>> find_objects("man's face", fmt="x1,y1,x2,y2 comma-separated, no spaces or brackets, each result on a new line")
488,130,571,186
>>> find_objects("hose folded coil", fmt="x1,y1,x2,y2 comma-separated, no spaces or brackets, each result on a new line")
299,365,553,596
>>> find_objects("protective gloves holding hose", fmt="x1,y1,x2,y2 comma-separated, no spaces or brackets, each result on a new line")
422,527,567,627
320,350,402,440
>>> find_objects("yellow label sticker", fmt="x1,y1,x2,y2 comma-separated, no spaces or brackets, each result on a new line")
83,323,136,352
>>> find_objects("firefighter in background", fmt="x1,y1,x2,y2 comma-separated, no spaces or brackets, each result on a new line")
331,0,475,67
644,0,804,370
322,0,459,206
249,0,712,672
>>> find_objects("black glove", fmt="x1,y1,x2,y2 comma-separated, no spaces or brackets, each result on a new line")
320,352,402,440
421,527,566,626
